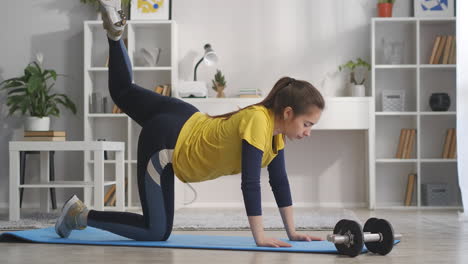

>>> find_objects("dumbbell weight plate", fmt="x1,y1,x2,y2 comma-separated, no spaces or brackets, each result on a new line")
366,219,395,255
333,219,352,235
363,217,380,254
334,220,364,257
374,219,395,255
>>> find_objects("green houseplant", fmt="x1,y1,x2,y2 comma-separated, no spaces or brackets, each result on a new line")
211,69,227,98
339,58,371,97
0,53,77,131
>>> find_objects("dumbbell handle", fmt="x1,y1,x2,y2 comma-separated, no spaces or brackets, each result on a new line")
327,232,402,244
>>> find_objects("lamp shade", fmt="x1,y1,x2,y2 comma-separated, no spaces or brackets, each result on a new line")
203,44,218,66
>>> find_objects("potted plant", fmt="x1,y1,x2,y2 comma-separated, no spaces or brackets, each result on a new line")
339,58,371,97
378,0,395,17
0,53,77,131
211,69,227,98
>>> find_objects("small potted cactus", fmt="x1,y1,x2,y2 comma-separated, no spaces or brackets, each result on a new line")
211,69,227,98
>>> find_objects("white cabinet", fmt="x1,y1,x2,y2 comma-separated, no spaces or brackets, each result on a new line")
83,20,182,210
371,17,459,209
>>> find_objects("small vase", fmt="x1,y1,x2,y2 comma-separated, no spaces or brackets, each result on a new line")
25,116,50,131
216,86,225,98
429,93,450,111
378,3,393,17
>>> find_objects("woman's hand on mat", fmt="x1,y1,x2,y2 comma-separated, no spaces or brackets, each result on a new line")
256,237,292,248
288,232,323,242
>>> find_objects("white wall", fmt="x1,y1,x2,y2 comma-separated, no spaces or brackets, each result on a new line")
0,1,97,208
0,0,411,208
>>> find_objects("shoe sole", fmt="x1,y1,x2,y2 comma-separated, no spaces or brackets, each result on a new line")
55,195,79,238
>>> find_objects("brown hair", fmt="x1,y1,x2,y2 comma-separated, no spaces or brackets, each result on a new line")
210,76,325,119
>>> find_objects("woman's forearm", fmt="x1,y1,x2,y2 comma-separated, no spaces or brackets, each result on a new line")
248,215,265,243
279,205,296,238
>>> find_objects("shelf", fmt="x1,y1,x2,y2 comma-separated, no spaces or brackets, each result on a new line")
376,205,462,210
420,159,457,163
87,160,135,164
375,65,417,69
88,113,128,118
372,17,455,22
133,67,172,71
88,67,108,72
420,64,456,69
376,112,418,116
376,159,457,163
376,159,418,163
20,181,116,188
420,111,456,116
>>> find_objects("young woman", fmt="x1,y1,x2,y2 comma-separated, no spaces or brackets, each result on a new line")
55,0,325,248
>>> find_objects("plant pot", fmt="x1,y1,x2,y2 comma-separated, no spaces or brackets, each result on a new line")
429,93,451,111
25,116,50,131
378,3,393,17
216,85,225,98
350,84,366,97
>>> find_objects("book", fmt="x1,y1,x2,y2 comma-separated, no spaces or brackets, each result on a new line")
396,129,406,158
24,131,66,137
442,128,454,158
239,94,262,98
163,85,171,96
449,36,456,64
22,136,66,141
404,173,416,206
104,185,116,206
448,128,457,159
433,35,447,64
442,35,453,64
154,85,164,94
429,36,441,64
405,129,416,159
401,129,411,159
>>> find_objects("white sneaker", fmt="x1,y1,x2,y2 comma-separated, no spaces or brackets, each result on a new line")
98,0,127,40
55,195,88,238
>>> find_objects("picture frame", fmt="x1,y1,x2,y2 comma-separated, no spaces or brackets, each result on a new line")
414,0,455,17
130,0,172,20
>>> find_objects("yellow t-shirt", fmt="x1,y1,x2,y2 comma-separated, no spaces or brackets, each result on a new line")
172,105,285,183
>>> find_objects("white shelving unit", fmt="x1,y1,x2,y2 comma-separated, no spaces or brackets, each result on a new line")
371,17,459,209
83,20,180,210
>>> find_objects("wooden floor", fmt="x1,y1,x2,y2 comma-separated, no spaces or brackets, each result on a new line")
1,209,468,264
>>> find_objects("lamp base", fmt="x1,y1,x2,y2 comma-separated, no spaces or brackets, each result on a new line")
178,81,208,98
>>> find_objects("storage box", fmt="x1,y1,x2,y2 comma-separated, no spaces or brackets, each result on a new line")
382,90,405,111
422,183,449,206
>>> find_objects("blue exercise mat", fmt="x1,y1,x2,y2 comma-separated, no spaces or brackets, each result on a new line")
0,227,399,254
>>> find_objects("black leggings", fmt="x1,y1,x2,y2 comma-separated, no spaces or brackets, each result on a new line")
87,38,198,241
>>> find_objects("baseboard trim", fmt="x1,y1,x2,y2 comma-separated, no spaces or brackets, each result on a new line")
181,202,367,209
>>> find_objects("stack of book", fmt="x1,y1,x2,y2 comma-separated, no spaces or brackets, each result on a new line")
442,128,457,159
404,173,417,206
23,131,66,141
429,35,456,64
238,88,262,98
395,129,416,159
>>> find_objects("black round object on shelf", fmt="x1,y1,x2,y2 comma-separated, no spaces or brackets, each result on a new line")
429,93,451,111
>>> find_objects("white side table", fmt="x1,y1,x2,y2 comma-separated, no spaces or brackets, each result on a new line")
9,141,125,221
